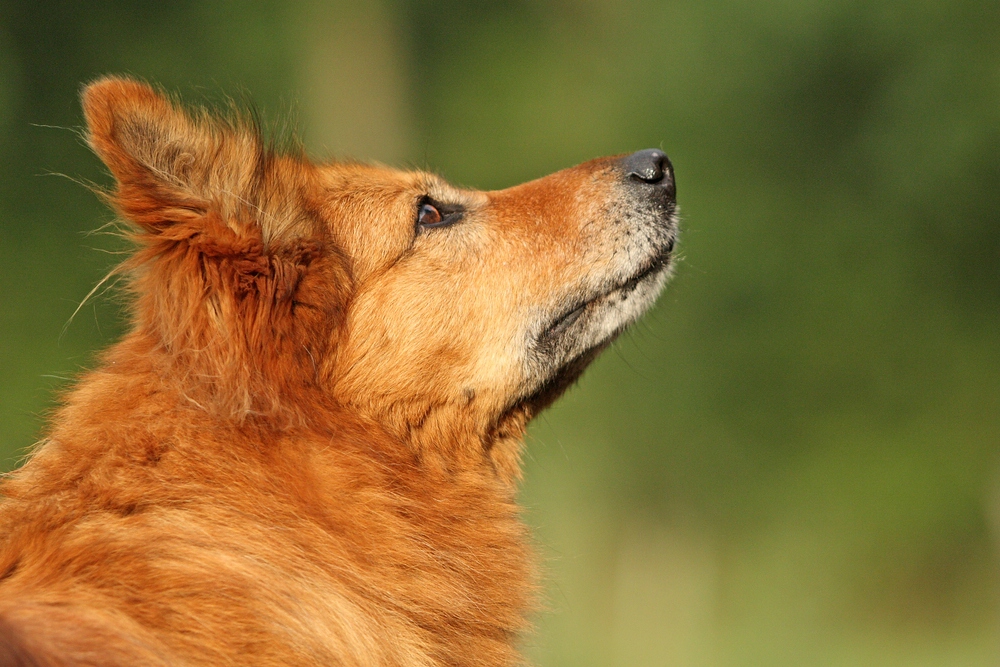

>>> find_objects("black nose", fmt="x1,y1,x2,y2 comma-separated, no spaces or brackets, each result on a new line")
622,148,674,195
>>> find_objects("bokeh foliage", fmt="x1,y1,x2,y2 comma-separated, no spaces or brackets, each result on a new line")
1,1,997,665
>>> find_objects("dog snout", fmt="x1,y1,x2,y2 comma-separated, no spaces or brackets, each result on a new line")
621,148,675,199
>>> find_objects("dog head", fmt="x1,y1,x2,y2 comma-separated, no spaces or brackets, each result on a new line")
82,77,677,481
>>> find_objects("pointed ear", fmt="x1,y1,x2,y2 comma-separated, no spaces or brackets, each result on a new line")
83,77,200,188
85,78,216,224
82,76,317,246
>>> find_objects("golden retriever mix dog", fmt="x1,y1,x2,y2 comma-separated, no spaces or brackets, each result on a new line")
0,78,677,666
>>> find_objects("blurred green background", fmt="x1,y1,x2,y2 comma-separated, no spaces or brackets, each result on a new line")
1,1,998,664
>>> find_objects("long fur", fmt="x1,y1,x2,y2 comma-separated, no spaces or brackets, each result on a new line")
0,77,676,666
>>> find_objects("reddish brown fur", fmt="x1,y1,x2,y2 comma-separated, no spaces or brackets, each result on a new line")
0,78,676,666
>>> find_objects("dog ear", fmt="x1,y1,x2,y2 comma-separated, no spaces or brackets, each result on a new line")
82,76,312,244
83,77,221,213
81,77,347,422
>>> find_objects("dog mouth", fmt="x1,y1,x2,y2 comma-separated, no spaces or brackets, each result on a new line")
513,247,672,416
539,240,674,345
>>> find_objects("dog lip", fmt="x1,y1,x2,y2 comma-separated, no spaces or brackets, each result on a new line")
544,300,588,341
614,246,672,294
541,242,674,341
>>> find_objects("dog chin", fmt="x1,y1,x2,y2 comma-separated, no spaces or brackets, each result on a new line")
520,253,673,407
560,260,671,357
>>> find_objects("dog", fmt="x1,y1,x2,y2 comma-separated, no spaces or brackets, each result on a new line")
0,77,677,666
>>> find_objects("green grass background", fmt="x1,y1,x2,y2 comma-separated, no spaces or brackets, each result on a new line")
1,1,998,664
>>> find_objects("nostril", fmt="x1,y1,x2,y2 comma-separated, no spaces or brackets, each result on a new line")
622,148,671,185
622,148,674,187
621,148,676,197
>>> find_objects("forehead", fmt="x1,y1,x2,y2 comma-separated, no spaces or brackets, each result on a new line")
315,162,486,209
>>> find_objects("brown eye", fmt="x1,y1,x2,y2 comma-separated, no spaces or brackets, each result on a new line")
416,199,463,230
417,203,442,226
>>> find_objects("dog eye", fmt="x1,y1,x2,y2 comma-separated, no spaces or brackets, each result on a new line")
418,203,443,226
416,199,463,230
